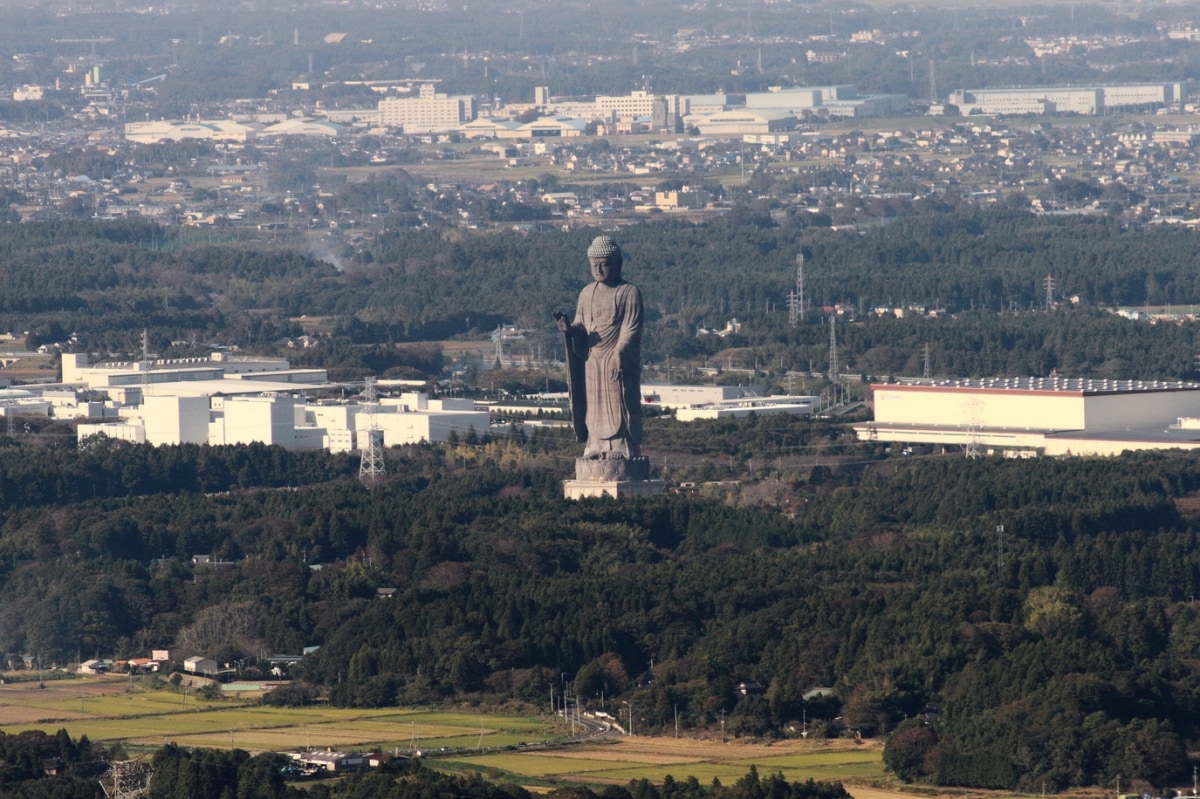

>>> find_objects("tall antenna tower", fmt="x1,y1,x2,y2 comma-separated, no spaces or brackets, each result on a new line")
922,342,932,378
787,253,807,327
1043,274,1056,309
358,377,386,486
100,760,153,799
140,329,151,394
996,524,1005,572
827,315,839,381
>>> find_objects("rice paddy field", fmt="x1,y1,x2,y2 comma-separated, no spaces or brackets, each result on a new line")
0,675,896,794
0,677,554,755
447,737,886,787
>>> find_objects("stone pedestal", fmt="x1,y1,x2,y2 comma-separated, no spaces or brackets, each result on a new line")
563,456,664,500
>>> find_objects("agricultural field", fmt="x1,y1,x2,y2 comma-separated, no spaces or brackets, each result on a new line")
0,677,894,794
444,736,886,788
0,677,555,755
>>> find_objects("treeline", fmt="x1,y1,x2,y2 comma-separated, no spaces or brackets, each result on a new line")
7,212,1200,380
0,438,356,511
0,729,110,799
315,765,850,799
6,435,1200,788
0,728,851,799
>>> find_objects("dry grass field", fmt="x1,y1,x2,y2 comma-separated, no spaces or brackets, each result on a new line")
449,736,887,787
0,677,555,756
0,677,1022,799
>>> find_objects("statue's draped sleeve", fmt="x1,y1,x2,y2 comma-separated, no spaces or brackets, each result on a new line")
563,315,589,443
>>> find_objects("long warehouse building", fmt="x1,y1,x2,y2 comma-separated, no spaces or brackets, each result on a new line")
855,377,1200,456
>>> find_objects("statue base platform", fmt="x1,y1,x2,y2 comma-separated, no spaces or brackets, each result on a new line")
564,456,663,500
564,478,665,500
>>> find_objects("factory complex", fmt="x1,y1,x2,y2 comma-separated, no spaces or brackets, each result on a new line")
1,352,489,451
856,377,1200,457
641,383,819,421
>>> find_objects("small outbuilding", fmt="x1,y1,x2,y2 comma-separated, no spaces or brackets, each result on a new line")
183,656,218,676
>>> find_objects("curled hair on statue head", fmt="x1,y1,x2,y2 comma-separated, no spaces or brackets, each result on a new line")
587,235,622,266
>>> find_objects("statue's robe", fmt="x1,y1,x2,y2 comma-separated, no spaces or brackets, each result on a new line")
563,279,643,459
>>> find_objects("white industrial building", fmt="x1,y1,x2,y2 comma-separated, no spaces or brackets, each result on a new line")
643,384,766,409
124,119,258,143
378,84,478,133
62,352,321,390
692,109,797,136
642,383,817,421
948,83,1184,116
258,118,344,138
744,85,908,119
77,389,487,452
675,396,818,422
62,352,487,452
856,377,1200,456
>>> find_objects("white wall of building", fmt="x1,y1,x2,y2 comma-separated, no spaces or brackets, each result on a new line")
77,422,146,445
214,395,301,446
378,85,477,133
363,403,489,445
642,384,764,409
140,395,210,445
872,386,1086,429
1083,390,1200,431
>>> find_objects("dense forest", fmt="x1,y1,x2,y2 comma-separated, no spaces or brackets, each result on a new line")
4,432,1200,791
7,211,1200,383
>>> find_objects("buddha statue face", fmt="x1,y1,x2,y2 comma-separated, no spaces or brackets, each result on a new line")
589,254,622,286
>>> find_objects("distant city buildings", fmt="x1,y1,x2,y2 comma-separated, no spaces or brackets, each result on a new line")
378,84,478,133
949,83,1184,116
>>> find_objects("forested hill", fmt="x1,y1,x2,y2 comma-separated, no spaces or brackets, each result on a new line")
6,437,1200,791
6,211,1200,361
355,210,1200,332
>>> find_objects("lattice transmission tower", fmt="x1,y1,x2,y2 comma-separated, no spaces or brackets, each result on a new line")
99,760,153,799
827,315,838,381
358,377,386,486
787,253,807,327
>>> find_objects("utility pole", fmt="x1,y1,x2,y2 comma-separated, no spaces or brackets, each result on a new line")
922,342,932,378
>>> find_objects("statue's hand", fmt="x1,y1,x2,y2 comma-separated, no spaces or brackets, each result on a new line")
553,312,569,333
